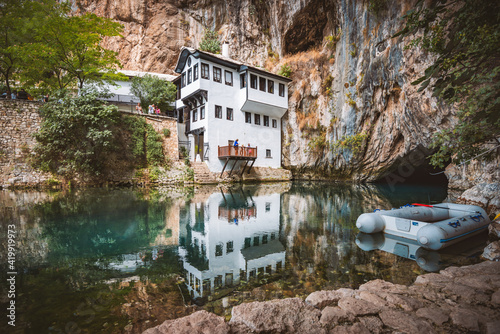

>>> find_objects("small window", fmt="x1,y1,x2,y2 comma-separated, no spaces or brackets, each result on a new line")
262,234,268,244
266,149,271,158
226,108,233,121
240,73,247,88
213,66,222,83
226,241,234,253
259,77,266,92
244,237,251,248
272,119,278,128
201,63,209,79
279,83,285,97
215,243,223,256
193,64,199,81
200,106,205,120
181,72,186,88
245,112,251,123
187,68,192,84
271,232,276,240
268,80,274,93
254,114,261,125
187,57,192,66
253,236,259,246
215,105,222,119
265,202,271,211
193,109,197,122
263,115,269,127
250,74,258,89
225,70,233,86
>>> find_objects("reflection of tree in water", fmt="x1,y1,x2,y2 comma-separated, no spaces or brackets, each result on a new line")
35,189,170,259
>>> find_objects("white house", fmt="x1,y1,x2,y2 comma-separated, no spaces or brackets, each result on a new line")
178,188,285,299
173,45,292,175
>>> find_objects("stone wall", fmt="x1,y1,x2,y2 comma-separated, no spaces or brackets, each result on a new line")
0,100,51,188
143,114,179,162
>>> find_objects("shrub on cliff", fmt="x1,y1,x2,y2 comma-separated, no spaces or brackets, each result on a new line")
198,29,221,54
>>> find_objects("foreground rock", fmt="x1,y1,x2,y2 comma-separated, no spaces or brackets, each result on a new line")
142,261,500,333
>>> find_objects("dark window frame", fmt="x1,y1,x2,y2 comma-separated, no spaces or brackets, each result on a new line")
263,115,269,127
245,112,251,123
254,113,261,125
193,109,198,122
193,64,199,81
200,106,205,120
201,63,209,79
226,107,233,121
225,70,233,86
272,119,278,128
266,149,272,158
213,66,222,83
187,68,192,84
181,72,186,88
240,73,247,88
215,105,222,119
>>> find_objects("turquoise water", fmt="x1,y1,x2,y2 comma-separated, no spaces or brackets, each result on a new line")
0,183,486,333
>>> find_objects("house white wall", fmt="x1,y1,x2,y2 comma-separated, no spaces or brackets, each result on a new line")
176,50,290,173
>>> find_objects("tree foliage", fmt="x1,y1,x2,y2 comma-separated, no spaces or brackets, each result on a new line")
198,29,221,54
394,0,500,168
0,0,123,96
33,89,121,178
130,74,176,112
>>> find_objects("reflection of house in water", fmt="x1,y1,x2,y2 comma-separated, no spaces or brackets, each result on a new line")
178,188,285,299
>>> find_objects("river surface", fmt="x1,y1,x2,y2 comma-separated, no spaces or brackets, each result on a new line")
0,182,487,333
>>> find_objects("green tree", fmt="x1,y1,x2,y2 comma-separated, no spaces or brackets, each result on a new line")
198,29,221,54
130,74,176,112
394,0,500,167
32,89,121,179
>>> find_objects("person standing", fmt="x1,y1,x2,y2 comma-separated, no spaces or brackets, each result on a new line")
148,104,154,114
135,103,142,113
234,139,239,155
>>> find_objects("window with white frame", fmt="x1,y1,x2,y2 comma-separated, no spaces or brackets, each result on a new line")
266,149,271,158
263,115,269,127
181,73,186,87
268,80,274,93
272,119,277,128
240,73,247,88
259,77,266,92
193,109,197,122
250,74,257,89
200,106,205,119
279,83,285,97
187,68,192,84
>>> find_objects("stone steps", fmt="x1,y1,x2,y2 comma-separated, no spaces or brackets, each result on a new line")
191,162,218,184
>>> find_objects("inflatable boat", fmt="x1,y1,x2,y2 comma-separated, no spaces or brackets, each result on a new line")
356,203,490,250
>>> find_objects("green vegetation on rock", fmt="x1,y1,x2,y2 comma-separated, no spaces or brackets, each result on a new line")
130,74,176,113
395,0,500,168
198,29,221,54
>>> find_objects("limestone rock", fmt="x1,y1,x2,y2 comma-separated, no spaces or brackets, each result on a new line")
379,309,435,334
229,298,325,333
141,310,229,334
319,306,354,324
416,307,449,326
482,241,500,261
305,288,355,309
337,297,380,316
457,182,500,217
449,308,480,332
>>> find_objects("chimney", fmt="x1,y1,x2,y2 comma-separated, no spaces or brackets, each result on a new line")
222,42,229,58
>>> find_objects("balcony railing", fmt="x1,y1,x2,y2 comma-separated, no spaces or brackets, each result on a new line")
218,145,257,159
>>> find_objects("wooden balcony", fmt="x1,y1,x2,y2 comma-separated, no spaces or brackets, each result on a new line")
218,145,257,159
218,145,257,177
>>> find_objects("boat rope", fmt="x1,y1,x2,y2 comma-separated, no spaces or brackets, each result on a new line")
429,143,500,175
470,213,484,222
448,220,460,228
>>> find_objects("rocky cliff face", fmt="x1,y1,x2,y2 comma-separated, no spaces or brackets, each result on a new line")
76,0,499,189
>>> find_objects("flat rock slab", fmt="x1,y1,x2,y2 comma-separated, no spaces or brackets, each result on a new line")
305,288,355,309
229,297,324,333
142,310,229,334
